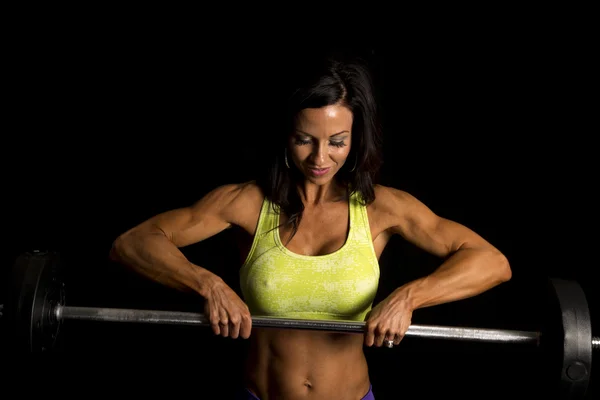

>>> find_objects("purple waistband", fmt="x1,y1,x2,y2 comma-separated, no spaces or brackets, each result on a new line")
238,389,260,400
237,385,374,399
362,385,375,400
361,386,375,400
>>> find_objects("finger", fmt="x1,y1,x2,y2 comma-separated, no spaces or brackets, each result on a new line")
378,331,394,347
374,326,387,347
393,332,404,346
206,304,221,336
385,332,395,343
239,313,252,339
209,317,221,336
219,310,229,337
229,315,241,339
219,321,229,337
364,321,377,347
383,332,396,348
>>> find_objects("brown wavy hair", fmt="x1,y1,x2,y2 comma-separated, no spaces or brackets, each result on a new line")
255,51,384,240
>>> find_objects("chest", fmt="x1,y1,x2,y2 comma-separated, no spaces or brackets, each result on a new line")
279,204,349,257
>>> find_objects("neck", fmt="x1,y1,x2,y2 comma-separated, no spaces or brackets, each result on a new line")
297,180,347,205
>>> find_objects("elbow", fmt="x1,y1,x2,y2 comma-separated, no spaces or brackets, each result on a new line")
109,234,126,263
494,251,512,283
109,231,136,263
109,225,167,263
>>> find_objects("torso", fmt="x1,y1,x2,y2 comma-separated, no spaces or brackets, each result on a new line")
227,182,397,400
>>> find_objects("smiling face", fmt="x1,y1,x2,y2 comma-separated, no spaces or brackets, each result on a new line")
288,103,354,185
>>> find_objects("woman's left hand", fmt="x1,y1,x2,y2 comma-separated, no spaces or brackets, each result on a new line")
364,289,413,348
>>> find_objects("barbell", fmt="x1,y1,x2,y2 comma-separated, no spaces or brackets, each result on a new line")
3,250,598,399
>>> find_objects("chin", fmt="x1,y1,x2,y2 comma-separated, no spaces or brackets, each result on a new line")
306,175,334,185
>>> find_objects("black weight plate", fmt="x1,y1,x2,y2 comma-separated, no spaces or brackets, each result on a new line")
542,278,592,400
9,250,65,352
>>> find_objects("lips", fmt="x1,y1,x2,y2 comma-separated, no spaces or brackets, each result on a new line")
308,167,331,176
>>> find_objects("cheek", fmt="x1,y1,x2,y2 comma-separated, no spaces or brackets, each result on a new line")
290,146,311,161
333,146,351,160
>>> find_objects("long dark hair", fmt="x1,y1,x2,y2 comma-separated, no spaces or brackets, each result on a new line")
255,51,383,238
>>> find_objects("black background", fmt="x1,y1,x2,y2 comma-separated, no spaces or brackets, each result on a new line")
2,8,597,400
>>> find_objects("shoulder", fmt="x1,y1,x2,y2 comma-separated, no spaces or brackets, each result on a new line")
371,184,418,211
215,180,263,200
198,180,263,211
181,181,265,235
368,184,430,225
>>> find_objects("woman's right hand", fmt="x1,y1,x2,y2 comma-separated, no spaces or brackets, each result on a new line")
202,276,253,339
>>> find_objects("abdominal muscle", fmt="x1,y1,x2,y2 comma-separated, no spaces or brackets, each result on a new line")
242,328,371,400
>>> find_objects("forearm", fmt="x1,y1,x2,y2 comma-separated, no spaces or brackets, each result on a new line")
109,229,219,297
395,248,511,311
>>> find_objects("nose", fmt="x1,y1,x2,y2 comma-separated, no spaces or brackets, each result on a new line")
310,142,328,165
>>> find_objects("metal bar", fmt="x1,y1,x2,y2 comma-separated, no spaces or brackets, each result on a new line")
407,324,539,344
56,305,540,345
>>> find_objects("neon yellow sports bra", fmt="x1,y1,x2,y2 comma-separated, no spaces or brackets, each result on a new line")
239,191,380,322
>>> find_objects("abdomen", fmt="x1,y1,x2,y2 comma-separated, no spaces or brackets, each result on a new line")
244,328,371,400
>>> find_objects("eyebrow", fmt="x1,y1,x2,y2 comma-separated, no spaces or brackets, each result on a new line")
295,130,349,138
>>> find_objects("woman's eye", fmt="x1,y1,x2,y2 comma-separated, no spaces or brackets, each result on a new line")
293,138,346,147
294,138,311,145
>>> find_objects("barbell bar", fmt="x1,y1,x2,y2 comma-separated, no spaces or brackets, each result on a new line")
3,250,597,400
55,304,542,344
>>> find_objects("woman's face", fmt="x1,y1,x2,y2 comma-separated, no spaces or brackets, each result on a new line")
288,103,353,184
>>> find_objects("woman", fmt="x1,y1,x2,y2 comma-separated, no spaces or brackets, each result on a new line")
109,52,511,399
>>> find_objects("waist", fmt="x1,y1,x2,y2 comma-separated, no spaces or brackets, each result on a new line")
243,328,370,399
238,386,374,400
